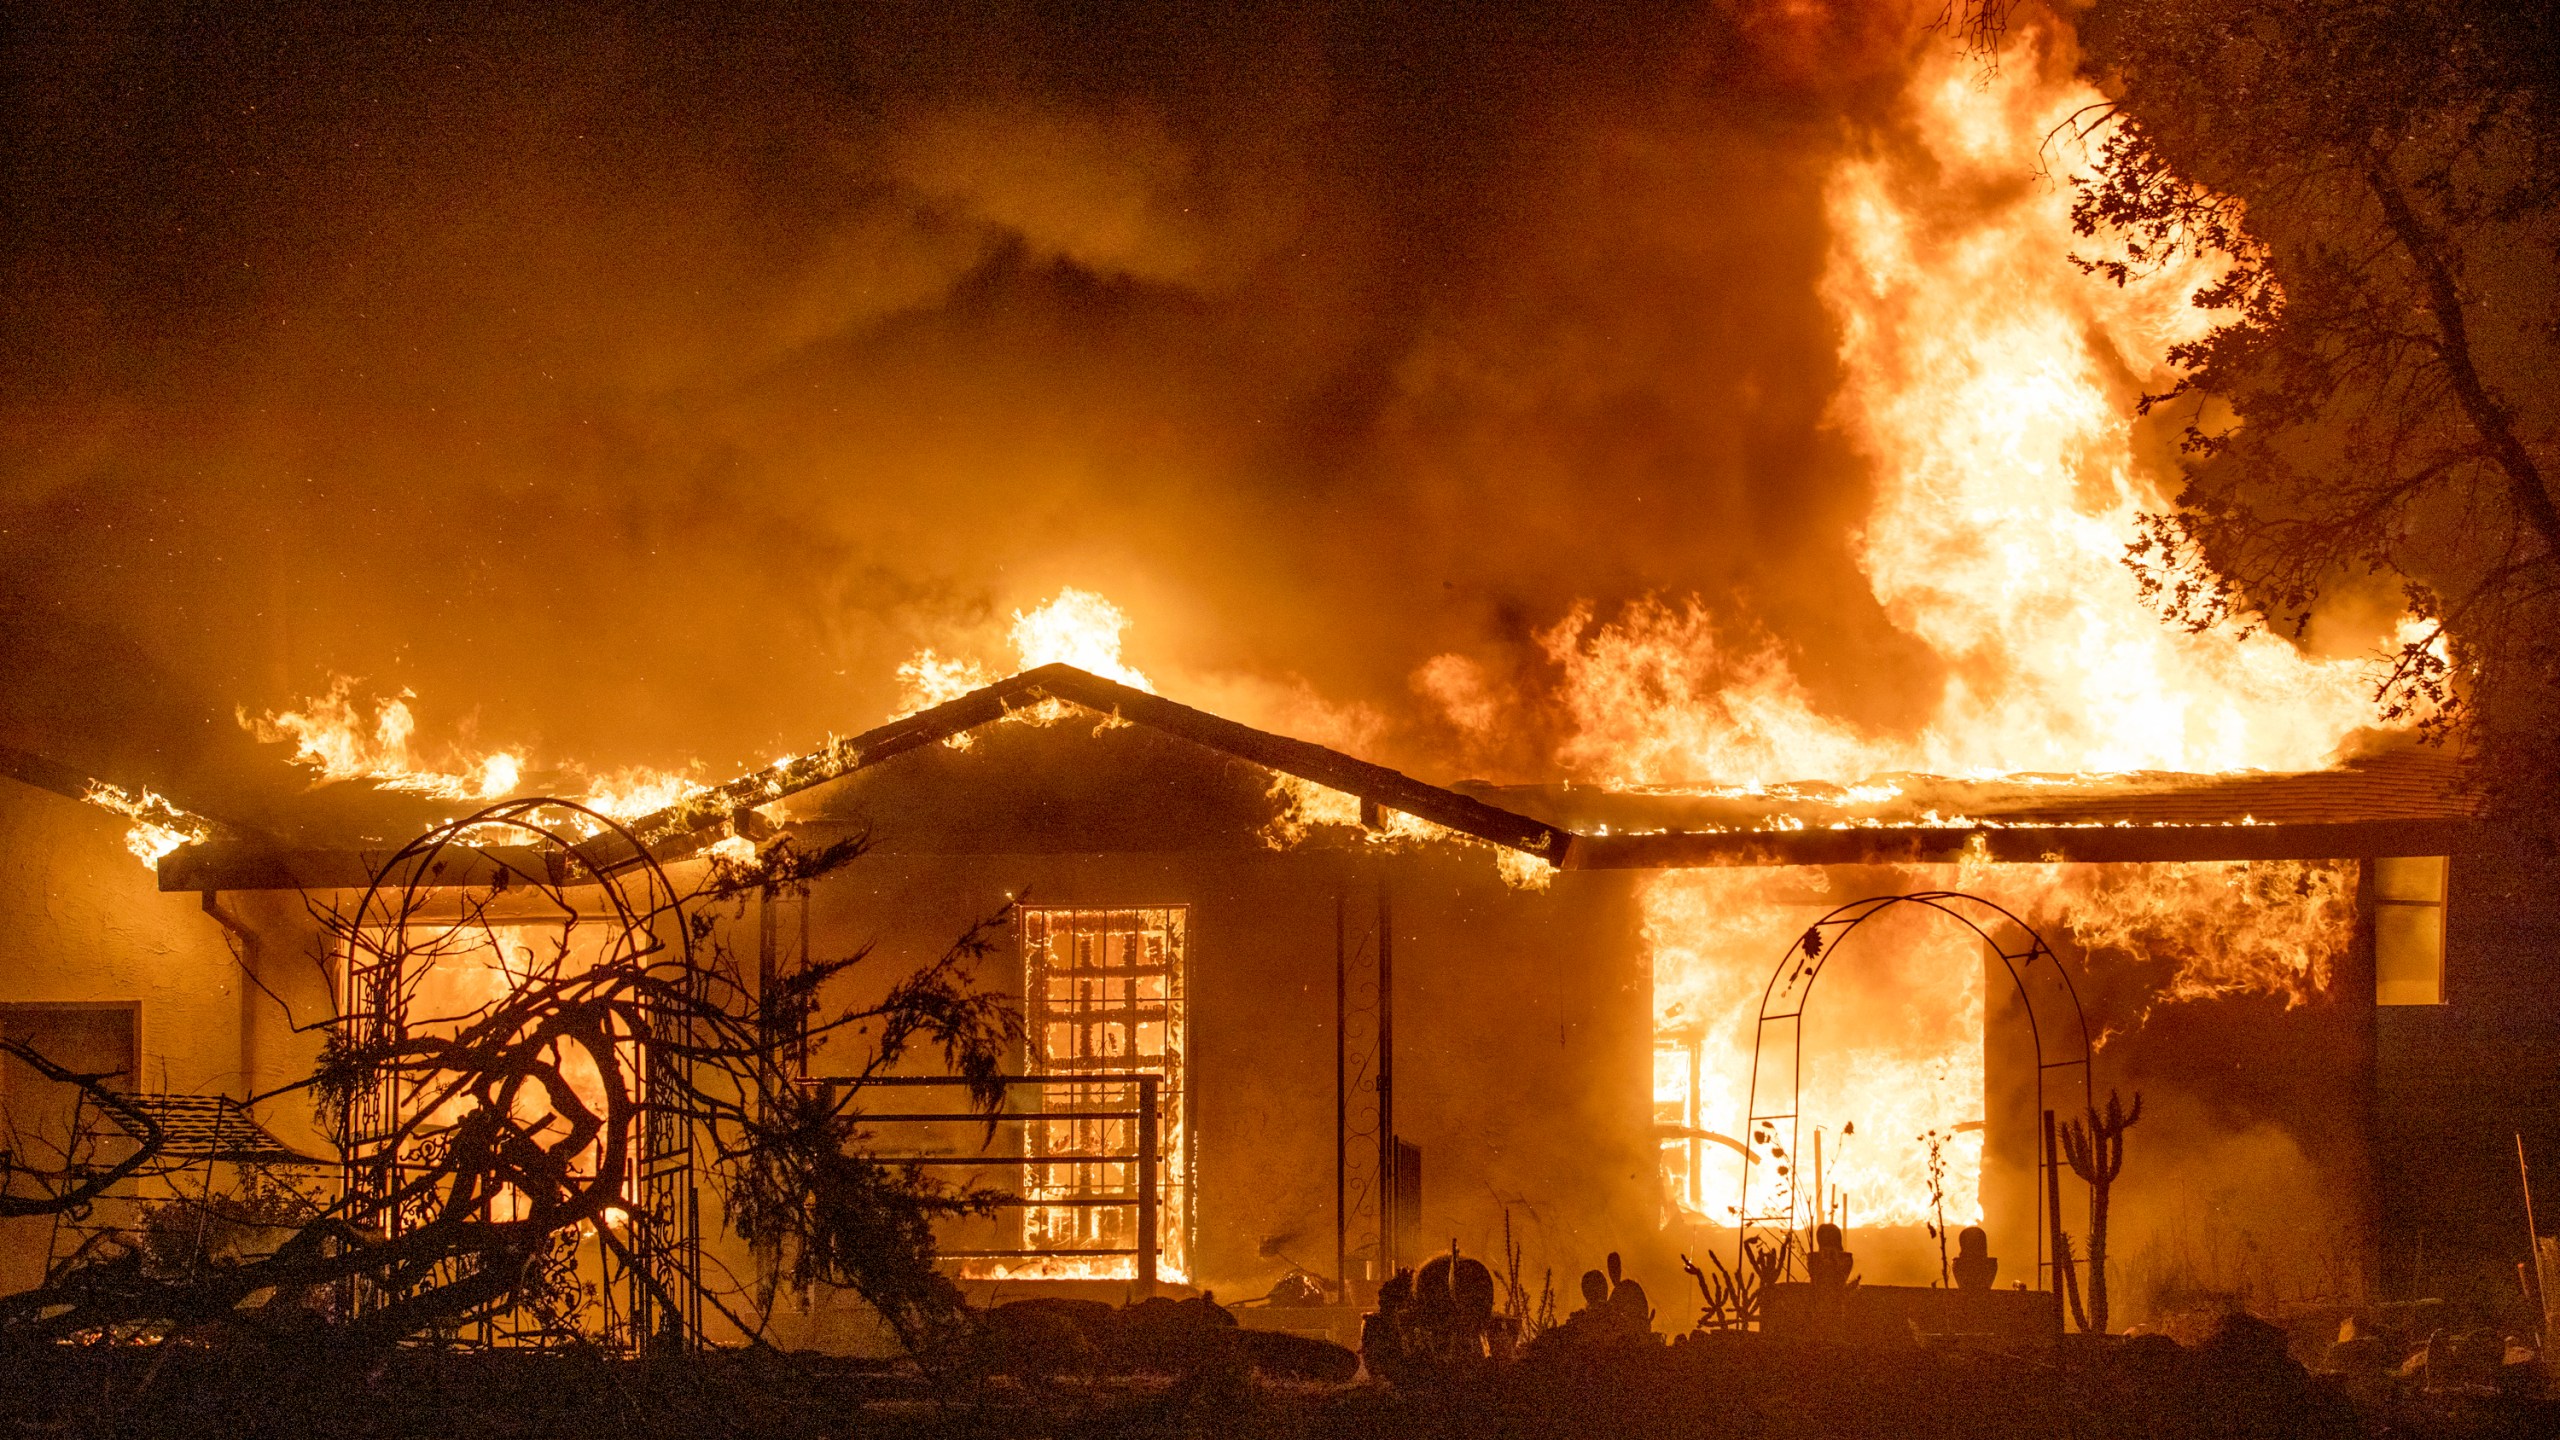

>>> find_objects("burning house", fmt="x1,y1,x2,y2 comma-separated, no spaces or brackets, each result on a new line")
0,653,2515,1349
6,0,2557,1387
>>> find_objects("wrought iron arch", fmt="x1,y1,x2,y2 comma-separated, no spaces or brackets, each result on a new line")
337,799,702,1349
1737,891,2092,1296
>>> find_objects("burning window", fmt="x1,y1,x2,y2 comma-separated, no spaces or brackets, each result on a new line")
1655,1032,1705,1214
1016,907,1189,1283
2374,856,2449,1006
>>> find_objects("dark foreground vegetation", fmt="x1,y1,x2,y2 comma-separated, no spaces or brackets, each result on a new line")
1,1322,2550,1440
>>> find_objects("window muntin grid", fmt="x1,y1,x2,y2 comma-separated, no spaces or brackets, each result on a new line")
1019,907,1189,1282
2374,855,2449,1006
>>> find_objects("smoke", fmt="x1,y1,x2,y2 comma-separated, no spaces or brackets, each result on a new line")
0,0,1961,800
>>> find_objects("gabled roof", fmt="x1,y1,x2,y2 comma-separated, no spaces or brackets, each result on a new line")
156,664,1576,891
141,665,2495,892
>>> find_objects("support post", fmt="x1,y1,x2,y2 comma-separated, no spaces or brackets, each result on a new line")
1335,888,1348,1292
200,891,261,1097
1376,874,1395,1276
756,892,780,1117
1138,1074,1160,1298
2520,1133,2545,1333
2044,1108,2069,1332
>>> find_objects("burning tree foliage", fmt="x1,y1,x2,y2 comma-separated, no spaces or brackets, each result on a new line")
1,800,1021,1353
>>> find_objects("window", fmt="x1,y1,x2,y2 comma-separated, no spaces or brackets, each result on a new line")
1017,907,1189,1282
2374,856,2449,1006
0,1001,141,1164
1655,1033,1704,1213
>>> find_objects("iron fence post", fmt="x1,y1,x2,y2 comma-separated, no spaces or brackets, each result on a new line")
1138,1074,1159,1297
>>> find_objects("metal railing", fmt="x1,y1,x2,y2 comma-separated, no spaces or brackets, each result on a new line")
807,1072,1160,1292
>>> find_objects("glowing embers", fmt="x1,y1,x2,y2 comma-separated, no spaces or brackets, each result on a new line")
971,906,1190,1284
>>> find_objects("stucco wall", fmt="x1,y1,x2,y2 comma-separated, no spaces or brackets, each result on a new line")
0,782,328,1288
733,830,1651,1351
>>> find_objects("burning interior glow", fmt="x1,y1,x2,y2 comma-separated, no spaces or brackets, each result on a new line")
1590,39,2401,1241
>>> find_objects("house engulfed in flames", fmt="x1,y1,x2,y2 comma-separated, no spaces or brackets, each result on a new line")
0,661,2520,1349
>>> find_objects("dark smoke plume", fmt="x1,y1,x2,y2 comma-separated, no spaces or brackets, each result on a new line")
3,0,1945,800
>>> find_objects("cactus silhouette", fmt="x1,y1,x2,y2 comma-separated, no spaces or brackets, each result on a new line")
2059,1090,2142,1335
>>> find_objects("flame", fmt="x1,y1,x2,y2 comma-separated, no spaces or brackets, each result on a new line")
577,766,707,822
2035,858,2357,1012
1009,587,1152,692
1649,869,1985,1230
1259,773,1553,890
891,587,1154,730
895,648,998,713
241,677,524,801
82,781,216,867
1602,34,2400,1243
239,678,716,840
1527,36,2391,788
1542,600,1882,788
1646,853,2360,1233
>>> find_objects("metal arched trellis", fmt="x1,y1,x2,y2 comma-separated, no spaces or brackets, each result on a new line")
1737,891,2092,1300
336,799,702,1350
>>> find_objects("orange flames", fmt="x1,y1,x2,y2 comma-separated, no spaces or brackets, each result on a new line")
1580,34,2396,1238
2036,857,2357,1013
82,780,216,866
236,676,705,835
1533,39,2389,788
1649,868,1987,1231
241,677,524,802
896,586,1153,716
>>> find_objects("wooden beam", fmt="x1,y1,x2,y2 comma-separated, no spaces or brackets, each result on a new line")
1018,667,1573,865
1563,818,2494,870
160,843,581,894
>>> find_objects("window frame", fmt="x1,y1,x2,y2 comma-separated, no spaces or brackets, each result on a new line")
1013,904,1191,1283
2372,855,2450,1007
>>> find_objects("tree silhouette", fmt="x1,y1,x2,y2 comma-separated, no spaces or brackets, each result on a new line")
2065,1,2560,819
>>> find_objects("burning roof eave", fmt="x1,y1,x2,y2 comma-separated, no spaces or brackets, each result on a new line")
1563,817,2495,869
148,667,2496,893
157,664,1578,892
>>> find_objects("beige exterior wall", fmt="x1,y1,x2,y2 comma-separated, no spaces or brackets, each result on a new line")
748,833,1655,1351
0,781,331,1290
